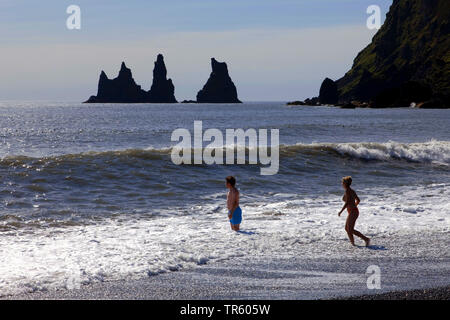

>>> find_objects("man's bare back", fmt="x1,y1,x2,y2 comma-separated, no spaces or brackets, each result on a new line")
227,187,239,214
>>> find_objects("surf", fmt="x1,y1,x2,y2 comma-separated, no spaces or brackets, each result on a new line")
2,140,449,168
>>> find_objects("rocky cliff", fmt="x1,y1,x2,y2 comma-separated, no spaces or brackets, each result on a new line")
319,78,339,105
85,62,148,103
196,58,241,103
85,54,177,103
148,54,177,103
336,0,450,108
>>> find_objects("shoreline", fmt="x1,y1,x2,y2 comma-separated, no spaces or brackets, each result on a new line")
5,258,448,300
4,232,449,300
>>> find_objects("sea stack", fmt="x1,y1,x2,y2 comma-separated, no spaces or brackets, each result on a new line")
85,62,148,103
148,54,177,103
319,78,339,105
196,58,241,103
85,54,177,103
336,0,450,108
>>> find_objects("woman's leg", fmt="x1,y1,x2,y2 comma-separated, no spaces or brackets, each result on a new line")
353,229,369,242
346,211,370,245
345,215,355,245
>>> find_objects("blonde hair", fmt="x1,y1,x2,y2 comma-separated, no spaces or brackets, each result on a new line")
342,176,352,187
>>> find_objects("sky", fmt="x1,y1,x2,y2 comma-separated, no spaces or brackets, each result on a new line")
0,0,392,101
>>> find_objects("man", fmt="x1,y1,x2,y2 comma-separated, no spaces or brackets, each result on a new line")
226,176,242,231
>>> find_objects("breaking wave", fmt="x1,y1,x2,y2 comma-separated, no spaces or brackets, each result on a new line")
285,140,450,164
1,140,449,167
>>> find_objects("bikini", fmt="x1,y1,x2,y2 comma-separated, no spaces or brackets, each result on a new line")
343,194,359,216
347,206,359,216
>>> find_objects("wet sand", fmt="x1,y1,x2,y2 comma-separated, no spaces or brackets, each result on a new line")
342,286,450,300
3,232,449,300
4,256,449,300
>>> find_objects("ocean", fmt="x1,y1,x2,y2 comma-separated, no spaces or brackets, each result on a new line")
0,101,449,296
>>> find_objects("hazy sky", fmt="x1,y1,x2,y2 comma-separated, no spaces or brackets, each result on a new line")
0,0,392,101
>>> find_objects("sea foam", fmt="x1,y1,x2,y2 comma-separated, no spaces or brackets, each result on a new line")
0,183,448,297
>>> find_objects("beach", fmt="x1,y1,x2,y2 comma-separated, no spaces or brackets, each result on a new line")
1,0,449,305
3,231,449,300
0,102,449,298
344,286,450,300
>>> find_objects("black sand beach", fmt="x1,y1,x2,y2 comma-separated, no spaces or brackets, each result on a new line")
4,232,449,300
342,286,450,300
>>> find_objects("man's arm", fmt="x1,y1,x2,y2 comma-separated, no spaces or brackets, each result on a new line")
227,191,234,219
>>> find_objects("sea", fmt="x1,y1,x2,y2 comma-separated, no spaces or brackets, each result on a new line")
0,101,449,296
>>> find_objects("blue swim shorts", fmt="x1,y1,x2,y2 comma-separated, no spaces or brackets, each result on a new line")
229,206,242,225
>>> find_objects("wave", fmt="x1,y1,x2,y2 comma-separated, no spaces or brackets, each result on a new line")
0,147,172,167
284,140,450,164
1,140,449,167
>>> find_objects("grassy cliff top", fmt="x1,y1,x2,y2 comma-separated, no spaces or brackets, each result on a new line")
337,0,450,102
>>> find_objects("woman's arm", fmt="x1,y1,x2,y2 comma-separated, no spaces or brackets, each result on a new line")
338,203,347,216
354,191,360,206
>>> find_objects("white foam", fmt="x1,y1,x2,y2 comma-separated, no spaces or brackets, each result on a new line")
0,183,449,296
329,140,450,164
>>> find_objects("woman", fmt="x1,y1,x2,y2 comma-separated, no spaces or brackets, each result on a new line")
338,176,370,247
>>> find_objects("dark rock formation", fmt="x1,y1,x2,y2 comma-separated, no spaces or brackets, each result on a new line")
287,100,306,106
148,54,177,103
416,96,448,109
373,81,433,108
85,54,177,103
304,97,319,106
181,100,197,104
286,97,319,106
196,58,241,103
85,62,148,103
339,103,356,109
319,78,339,105
337,101,372,109
336,0,450,108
